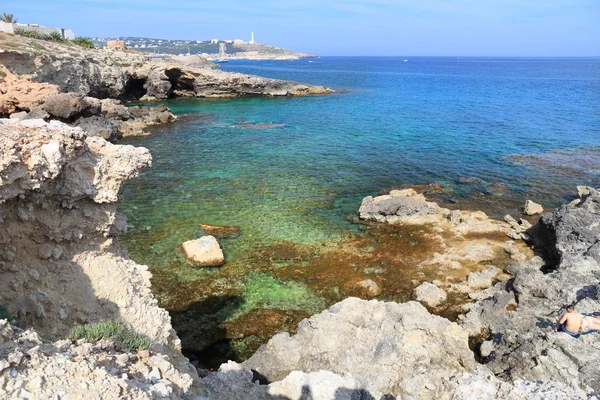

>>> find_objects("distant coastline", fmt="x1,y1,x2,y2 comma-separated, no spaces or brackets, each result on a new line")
92,35,316,61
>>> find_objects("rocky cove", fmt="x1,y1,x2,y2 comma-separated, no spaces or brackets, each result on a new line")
1,33,600,400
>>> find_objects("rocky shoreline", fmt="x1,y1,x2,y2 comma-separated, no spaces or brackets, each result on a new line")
1,29,599,400
1,119,597,398
0,32,331,141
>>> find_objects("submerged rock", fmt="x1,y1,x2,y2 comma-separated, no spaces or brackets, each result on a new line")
198,223,241,238
181,236,225,266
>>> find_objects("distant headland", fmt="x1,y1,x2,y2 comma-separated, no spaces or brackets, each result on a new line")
91,33,317,61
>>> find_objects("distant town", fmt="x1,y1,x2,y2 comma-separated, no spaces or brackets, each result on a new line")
91,33,314,61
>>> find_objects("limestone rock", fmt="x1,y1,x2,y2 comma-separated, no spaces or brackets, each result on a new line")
463,187,600,394
0,71,60,115
243,298,476,397
0,119,199,394
181,236,225,266
358,188,446,224
467,266,499,290
0,320,196,399
42,93,98,120
0,38,330,101
523,200,544,216
414,282,447,307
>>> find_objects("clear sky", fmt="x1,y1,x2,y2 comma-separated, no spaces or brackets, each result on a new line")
4,0,599,56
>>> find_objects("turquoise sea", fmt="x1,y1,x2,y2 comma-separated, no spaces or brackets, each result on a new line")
119,57,600,364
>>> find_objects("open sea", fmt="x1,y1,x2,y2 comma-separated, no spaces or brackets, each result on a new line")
119,57,600,364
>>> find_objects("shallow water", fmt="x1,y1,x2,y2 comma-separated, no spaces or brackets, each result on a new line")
119,57,600,365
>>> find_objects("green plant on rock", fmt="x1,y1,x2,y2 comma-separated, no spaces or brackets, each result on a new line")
0,304,14,322
69,320,150,352
14,28,43,39
71,37,95,49
44,31,65,42
0,12,18,23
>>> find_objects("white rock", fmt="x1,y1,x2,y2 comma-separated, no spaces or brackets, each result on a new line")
414,282,447,307
355,279,382,298
480,340,495,358
181,236,225,266
523,200,544,216
467,266,499,290
148,366,162,383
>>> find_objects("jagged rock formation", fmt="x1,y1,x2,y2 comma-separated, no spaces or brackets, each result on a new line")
0,32,331,102
0,119,199,397
463,188,600,396
0,69,177,139
243,298,476,398
0,320,194,399
199,304,584,400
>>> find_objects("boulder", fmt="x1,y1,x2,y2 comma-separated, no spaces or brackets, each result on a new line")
23,108,50,121
243,298,475,398
353,279,382,298
42,93,98,120
467,266,499,290
181,236,225,266
74,116,119,140
523,200,544,216
358,188,445,224
414,282,447,307
9,111,27,120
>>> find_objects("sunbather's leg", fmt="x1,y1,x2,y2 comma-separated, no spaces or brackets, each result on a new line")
583,317,600,331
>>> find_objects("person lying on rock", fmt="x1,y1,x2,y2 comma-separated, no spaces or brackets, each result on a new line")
556,304,600,334
556,304,582,335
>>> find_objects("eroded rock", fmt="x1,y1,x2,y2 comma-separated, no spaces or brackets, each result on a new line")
243,298,476,398
415,282,447,307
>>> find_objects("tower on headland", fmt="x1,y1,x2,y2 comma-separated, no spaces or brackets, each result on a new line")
249,32,255,44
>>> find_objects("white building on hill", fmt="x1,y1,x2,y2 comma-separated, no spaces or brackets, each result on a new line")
0,21,74,39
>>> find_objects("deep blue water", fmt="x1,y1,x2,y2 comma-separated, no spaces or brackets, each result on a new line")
119,56,600,314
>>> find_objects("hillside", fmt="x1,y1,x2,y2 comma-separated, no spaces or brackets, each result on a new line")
92,36,315,60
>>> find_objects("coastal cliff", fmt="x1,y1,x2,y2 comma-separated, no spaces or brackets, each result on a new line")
0,32,331,102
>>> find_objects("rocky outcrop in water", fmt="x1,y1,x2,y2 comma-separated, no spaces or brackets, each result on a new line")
0,32,331,102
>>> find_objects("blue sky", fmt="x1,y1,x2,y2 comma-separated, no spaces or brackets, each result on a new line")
4,0,599,56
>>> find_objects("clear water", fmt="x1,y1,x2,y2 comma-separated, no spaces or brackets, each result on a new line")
119,57,600,363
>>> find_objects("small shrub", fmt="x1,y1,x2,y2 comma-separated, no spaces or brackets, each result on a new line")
14,28,43,39
44,32,65,42
69,320,150,352
72,37,95,49
0,304,14,322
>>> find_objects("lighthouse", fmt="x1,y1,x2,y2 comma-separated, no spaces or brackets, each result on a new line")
250,32,255,44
